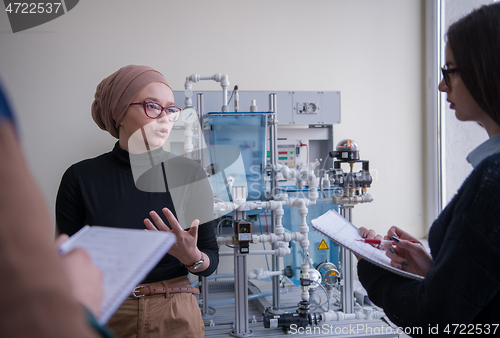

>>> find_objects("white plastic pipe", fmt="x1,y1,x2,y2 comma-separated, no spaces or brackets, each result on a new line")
184,73,230,112
183,123,194,155
321,310,355,322
273,163,319,203
251,231,304,245
331,193,374,205
285,198,309,251
320,308,385,323
213,186,315,307
301,263,310,302
217,236,234,246
247,268,284,280
214,197,318,214
215,198,317,248
218,247,290,257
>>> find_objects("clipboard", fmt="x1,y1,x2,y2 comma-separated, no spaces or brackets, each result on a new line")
311,209,424,281
59,226,176,324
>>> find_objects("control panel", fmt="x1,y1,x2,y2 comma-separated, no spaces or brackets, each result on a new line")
277,144,296,167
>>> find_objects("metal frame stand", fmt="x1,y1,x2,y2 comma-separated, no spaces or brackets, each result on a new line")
231,208,253,337
340,205,355,314
200,276,210,317
231,250,253,337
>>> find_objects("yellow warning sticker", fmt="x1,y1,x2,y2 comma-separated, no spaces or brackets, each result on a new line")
317,239,329,250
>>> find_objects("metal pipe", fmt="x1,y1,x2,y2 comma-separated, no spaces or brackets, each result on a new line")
268,93,280,309
196,93,204,166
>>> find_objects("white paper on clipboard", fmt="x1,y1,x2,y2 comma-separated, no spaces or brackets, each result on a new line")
311,209,424,281
59,226,176,324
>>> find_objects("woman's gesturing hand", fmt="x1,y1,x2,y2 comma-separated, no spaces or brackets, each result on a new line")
144,207,202,266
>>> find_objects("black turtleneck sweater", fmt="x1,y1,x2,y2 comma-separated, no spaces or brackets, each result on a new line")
56,142,219,282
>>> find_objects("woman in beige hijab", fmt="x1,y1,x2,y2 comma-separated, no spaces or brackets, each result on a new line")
56,65,219,338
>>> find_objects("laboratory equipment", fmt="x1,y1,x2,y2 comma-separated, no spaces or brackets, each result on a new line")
167,75,396,337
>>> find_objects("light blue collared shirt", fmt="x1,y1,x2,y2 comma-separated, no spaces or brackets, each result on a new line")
466,133,500,168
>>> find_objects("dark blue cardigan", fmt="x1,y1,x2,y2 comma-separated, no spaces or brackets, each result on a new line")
358,153,500,337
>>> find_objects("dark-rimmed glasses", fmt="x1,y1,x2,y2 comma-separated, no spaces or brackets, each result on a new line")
441,66,460,88
130,101,182,122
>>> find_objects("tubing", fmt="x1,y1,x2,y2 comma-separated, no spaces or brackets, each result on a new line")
273,162,319,203
184,73,230,112
183,123,194,155
320,308,385,323
331,193,374,205
219,248,290,256
212,165,320,315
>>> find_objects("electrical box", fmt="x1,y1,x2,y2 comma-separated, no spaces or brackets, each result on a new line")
173,90,341,125
236,221,251,254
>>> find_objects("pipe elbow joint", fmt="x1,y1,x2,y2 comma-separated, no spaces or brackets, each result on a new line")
188,73,200,83
220,74,230,87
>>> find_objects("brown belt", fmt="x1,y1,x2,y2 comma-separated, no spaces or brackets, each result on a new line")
131,277,200,298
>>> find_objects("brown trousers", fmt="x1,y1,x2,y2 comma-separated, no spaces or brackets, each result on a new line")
107,278,204,338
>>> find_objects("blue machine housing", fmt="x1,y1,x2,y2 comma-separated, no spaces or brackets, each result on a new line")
280,187,340,286
205,112,269,203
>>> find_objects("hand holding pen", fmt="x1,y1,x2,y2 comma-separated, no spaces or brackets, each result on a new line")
358,226,434,277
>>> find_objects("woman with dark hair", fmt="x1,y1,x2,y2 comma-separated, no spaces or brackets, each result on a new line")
446,4,500,128
56,65,219,338
357,3,500,336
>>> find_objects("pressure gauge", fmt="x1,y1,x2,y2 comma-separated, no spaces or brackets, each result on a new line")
181,107,198,124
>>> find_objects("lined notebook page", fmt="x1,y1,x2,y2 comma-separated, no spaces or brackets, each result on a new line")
311,209,423,281
59,226,176,324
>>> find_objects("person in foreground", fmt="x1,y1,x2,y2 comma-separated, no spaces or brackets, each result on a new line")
357,3,500,336
0,81,112,338
56,65,218,338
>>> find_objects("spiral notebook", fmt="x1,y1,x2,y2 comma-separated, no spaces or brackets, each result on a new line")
311,209,424,281
59,226,176,324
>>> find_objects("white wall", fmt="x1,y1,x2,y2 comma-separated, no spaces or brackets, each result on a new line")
0,0,426,242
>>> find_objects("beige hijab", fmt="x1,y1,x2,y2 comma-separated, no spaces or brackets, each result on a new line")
91,65,171,138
